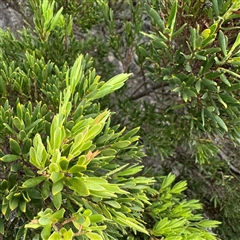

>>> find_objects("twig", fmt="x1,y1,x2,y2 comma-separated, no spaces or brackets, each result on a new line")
130,82,165,100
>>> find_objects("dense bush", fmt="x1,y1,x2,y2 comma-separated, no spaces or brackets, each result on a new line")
1,0,240,239
87,0,240,238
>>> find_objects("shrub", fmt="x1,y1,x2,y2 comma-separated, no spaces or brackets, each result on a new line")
87,1,240,238
0,0,222,239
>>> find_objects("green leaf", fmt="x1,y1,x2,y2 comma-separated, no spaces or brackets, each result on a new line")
195,36,203,49
15,226,26,240
79,140,92,152
1,154,19,163
19,200,27,212
212,0,220,16
195,80,201,93
217,94,228,108
160,173,175,190
18,130,27,141
82,216,91,227
51,208,65,220
185,62,192,72
153,217,169,235
69,55,84,93
112,141,131,149
9,197,19,210
49,163,60,173
228,57,240,66
3,123,18,135
89,214,105,223
227,33,240,59
8,172,18,189
121,127,139,140
87,124,103,140
62,229,74,240
172,23,187,38
100,148,117,156
22,176,46,188
90,190,116,198
24,111,32,127
145,4,164,30
83,209,92,217
68,165,86,173
52,180,63,195
226,83,240,91
22,139,32,155
25,222,41,229
41,224,51,240
0,180,8,191
199,220,221,228
218,30,227,57
117,217,149,235
90,74,131,100
29,189,42,199
107,73,131,87
25,119,43,132
50,7,63,30
220,73,231,86
105,164,129,177
85,180,105,191
137,46,149,58
10,138,21,155
170,181,187,194
105,201,121,209
214,115,228,131
59,157,69,171
16,103,23,120
51,172,64,183
194,53,206,61
53,127,63,149
167,0,178,39
202,78,218,91
64,177,90,196
220,93,239,104
0,217,4,235
13,116,24,130
48,232,61,240
52,191,62,210
42,181,50,200
100,205,112,219
86,232,103,240
201,29,211,39
116,165,143,176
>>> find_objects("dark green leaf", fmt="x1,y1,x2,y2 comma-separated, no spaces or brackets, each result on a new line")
1,154,19,163
10,138,21,155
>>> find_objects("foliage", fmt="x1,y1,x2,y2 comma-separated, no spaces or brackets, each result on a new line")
138,0,240,159
130,173,221,240
79,0,240,239
0,0,221,239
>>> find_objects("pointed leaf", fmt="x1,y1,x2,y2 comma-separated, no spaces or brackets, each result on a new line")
1,154,19,163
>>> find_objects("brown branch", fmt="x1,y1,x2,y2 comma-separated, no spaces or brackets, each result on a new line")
60,217,75,226
130,82,166,100
74,225,83,236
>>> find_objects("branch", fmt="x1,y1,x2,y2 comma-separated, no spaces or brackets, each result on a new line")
130,82,166,100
